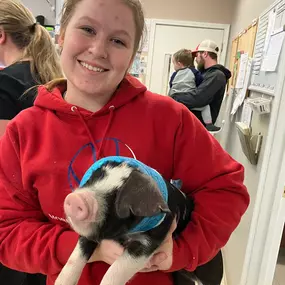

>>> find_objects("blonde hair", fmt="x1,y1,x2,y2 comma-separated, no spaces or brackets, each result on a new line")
0,0,63,84
173,49,194,68
46,0,145,91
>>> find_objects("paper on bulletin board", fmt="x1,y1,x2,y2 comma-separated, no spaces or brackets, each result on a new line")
231,58,253,115
235,53,249,89
241,100,253,128
261,31,285,72
263,9,276,55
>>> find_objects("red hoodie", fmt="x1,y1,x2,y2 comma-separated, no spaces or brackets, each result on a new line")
0,75,249,285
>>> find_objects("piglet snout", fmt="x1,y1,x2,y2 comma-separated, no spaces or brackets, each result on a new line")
64,192,98,222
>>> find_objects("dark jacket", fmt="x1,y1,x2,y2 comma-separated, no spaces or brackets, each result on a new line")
0,61,46,285
0,61,37,120
172,64,231,124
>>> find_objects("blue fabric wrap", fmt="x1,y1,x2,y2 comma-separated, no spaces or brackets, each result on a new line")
80,156,168,233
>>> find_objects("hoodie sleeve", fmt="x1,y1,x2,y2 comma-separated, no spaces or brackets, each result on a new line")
167,106,249,272
0,124,78,275
172,70,226,109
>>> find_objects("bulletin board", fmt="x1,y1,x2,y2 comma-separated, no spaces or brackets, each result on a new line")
229,20,258,88
249,0,285,96
229,37,239,87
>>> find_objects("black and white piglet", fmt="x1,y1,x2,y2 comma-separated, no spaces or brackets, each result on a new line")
55,157,223,285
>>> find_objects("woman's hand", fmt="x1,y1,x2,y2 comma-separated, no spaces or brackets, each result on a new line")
88,239,124,265
88,217,177,270
141,218,177,272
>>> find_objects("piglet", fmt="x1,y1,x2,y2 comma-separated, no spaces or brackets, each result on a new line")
55,156,223,285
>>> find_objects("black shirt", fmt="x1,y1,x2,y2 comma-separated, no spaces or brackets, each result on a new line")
0,61,37,119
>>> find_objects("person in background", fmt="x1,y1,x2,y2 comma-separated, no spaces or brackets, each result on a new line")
0,1,249,285
0,0,62,120
169,49,220,132
171,40,231,130
0,0,62,284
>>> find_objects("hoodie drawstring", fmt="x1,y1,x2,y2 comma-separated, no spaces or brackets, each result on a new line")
97,106,115,159
71,105,115,161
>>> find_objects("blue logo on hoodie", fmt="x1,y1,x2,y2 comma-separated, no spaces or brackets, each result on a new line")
68,138,135,191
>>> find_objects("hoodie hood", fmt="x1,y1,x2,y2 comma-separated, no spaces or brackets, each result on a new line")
33,75,147,162
207,64,232,80
34,74,147,117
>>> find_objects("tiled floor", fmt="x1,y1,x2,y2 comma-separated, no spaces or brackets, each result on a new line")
273,248,285,285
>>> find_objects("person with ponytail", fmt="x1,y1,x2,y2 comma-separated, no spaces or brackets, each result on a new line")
0,0,63,120
0,0,62,284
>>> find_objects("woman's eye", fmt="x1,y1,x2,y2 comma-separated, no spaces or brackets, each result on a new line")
81,27,96,35
112,38,126,46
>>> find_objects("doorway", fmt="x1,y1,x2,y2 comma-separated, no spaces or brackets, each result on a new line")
145,19,230,94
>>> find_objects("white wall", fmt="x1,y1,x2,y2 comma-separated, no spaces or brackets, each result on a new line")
22,0,56,25
218,0,276,284
230,0,275,39
141,0,235,24
22,0,236,26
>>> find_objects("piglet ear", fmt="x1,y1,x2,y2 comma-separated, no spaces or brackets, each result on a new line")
115,169,170,219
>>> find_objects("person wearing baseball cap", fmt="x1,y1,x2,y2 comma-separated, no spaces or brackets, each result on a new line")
192,39,220,58
172,39,231,129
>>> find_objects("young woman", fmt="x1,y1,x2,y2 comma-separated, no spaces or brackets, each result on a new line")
0,0,62,120
0,0,249,285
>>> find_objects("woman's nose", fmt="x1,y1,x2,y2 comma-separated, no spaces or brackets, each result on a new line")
88,38,108,59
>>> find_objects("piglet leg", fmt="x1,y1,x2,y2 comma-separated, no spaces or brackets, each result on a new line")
100,251,150,285
55,236,97,285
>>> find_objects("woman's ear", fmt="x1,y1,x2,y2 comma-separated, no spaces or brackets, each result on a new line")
57,33,65,55
58,33,64,49
0,28,7,45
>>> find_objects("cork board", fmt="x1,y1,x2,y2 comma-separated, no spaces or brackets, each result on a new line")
229,20,258,88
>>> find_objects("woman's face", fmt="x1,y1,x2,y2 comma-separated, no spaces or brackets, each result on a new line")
60,0,136,98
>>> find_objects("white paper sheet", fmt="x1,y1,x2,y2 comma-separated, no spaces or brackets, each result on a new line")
263,10,276,55
261,31,285,72
241,100,253,127
231,58,253,115
235,53,249,89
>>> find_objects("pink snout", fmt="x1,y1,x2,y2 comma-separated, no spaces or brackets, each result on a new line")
64,192,98,223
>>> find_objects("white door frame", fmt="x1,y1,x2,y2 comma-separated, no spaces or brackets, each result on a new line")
239,23,285,284
145,19,230,90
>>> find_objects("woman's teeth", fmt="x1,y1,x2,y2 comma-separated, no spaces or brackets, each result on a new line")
80,61,105,72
